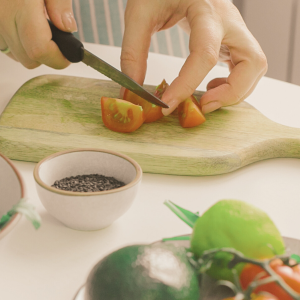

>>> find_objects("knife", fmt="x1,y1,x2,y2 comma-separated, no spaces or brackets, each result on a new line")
48,20,169,108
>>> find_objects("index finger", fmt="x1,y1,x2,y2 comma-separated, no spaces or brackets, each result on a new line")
161,7,223,115
121,2,153,84
17,0,69,69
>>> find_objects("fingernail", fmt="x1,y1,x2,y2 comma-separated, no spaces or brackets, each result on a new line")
201,101,222,114
162,99,178,116
62,12,78,32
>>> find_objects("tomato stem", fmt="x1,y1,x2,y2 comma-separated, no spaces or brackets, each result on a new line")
199,248,300,300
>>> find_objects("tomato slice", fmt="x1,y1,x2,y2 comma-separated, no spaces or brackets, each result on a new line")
101,97,144,133
122,79,168,123
240,259,300,300
123,88,163,123
154,79,169,99
178,95,206,128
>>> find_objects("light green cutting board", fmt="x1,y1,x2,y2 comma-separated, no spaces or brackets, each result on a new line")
1,74,300,176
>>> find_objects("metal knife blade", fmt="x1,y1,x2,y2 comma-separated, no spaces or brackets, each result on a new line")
82,49,169,108
47,20,169,108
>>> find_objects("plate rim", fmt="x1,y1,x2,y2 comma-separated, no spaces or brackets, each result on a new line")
0,153,25,240
73,285,85,300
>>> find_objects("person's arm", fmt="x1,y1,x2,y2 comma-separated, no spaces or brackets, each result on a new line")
0,0,77,69
121,0,268,115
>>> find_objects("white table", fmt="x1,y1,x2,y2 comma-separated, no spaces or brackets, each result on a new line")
1,43,300,300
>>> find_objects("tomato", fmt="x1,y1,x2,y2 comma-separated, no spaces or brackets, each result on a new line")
154,79,169,99
178,95,206,128
240,259,300,300
122,86,166,124
101,97,144,133
122,88,164,123
121,79,206,128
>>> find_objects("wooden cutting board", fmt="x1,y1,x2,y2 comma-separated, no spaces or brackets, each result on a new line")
1,74,300,176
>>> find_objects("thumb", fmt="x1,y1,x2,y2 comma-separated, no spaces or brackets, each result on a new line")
45,0,77,33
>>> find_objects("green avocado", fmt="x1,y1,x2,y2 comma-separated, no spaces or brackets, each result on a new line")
84,243,200,300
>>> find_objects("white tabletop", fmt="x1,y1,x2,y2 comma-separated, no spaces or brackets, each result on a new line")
1,43,300,300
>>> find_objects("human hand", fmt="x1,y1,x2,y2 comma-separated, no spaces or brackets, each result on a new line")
121,0,268,115
0,0,77,69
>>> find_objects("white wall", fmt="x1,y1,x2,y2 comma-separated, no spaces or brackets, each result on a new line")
233,0,300,85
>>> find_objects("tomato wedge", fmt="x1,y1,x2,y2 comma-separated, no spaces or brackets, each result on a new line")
240,259,300,300
178,95,206,128
101,97,144,133
123,88,163,123
154,79,169,99
122,79,168,123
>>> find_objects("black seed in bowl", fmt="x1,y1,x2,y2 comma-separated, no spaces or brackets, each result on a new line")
52,174,126,192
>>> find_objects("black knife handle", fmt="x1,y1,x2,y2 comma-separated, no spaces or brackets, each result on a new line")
48,20,84,63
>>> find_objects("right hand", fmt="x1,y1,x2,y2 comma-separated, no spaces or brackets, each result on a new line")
121,0,268,115
0,0,77,69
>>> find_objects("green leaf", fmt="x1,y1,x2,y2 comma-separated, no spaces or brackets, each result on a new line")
291,254,300,264
0,214,11,228
1,198,42,230
162,235,191,242
164,200,200,228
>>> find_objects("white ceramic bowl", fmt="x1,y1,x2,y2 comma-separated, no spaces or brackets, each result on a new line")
34,148,142,231
0,153,24,240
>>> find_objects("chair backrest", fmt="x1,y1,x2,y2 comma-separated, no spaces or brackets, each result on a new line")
72,0,189,58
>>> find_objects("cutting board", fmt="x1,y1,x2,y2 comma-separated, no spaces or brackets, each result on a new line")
1,74,300,176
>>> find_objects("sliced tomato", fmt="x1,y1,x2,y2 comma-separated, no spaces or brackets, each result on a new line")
178,95,206,128
122,79,168,123
123,88,163,123
101,97,144,133
240,259,300,300
154,79,169,99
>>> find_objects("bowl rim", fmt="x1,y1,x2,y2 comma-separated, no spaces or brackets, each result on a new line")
0,153,24,238
33,148,142,196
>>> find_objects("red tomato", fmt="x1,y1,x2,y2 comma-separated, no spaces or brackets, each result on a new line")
178,95,206,128
101,97,144,133
223,294,278,300
122,89,164,124
154,79,169,99
122,88,164,123
240,259,300,300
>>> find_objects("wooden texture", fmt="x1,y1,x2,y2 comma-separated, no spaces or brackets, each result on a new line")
1,74,300,176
